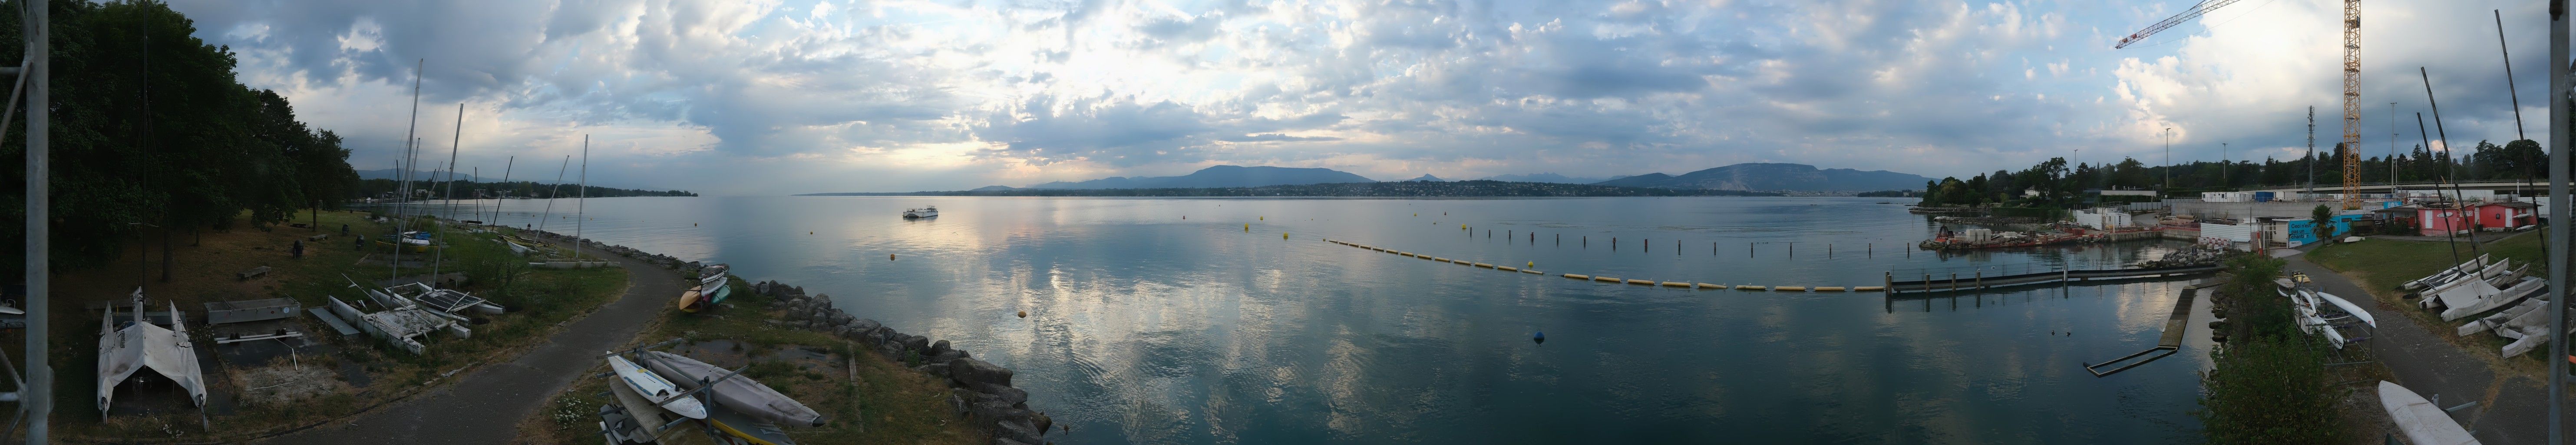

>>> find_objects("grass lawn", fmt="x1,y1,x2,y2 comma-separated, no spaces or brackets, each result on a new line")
2304,231,2551,372
2304,232,2544,296
14,208,631,442
512,276,987,445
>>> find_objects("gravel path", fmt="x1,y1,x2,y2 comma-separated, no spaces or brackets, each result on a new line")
2281,250,2562,444
257,242,678,445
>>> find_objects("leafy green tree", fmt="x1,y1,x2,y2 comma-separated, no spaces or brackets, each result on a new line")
2312,205,2335,242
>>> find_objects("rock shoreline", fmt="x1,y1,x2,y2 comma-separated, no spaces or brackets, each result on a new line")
562,232,1054,445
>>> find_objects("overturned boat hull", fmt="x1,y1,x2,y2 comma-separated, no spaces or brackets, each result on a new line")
640,351,824,427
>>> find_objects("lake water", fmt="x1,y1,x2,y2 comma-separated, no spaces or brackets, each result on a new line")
438,196,2213,444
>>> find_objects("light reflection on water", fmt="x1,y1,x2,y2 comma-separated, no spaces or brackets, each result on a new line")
425,196,2210,444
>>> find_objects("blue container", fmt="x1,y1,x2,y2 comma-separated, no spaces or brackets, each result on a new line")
2252,191,2275,202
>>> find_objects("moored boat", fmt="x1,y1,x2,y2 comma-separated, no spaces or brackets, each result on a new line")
902,206,939,219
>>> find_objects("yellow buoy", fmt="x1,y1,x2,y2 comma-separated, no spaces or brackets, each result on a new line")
1283,232,1289,239
889,254,896,260
1244,224,1250,232
1527,261,1534,268
1260,216,1265,220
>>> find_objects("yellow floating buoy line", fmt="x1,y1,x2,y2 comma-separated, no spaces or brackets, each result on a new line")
1322,240,1875,292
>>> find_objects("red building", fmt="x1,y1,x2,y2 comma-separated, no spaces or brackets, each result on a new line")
2414,204,2473,236
2473,201,2538,230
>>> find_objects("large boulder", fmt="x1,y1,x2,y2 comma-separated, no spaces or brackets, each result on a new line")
928,340,953,357
948,389,976,417
950,358,1014,388
899,335,930,353
995,419,1044,445
931,349,969,364
975,383,1027,406
851,319,883,335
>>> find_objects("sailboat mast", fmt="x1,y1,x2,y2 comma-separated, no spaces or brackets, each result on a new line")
443,103,463,222
495,156,513,227
576,135,587,257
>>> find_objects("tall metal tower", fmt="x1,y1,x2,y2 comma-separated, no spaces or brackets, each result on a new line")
2338,0,2363,209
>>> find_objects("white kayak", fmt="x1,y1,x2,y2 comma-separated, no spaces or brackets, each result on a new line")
609,353,707,419
2379,381,2478,445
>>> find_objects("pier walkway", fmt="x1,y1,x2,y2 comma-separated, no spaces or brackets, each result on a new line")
1882,264,2221,295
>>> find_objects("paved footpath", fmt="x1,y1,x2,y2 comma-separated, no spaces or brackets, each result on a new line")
259,242,678,445
2281,249,2562,444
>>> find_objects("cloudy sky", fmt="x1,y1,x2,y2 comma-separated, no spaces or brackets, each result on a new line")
172,0,2555,195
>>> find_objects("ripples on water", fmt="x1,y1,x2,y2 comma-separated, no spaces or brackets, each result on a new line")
443,196,2209,444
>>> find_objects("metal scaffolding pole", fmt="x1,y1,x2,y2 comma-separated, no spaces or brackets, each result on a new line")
20,0,50,440
2548,1,2568,444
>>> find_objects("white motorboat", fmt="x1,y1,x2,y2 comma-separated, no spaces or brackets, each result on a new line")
2379,381,2480,445
902,206,939,219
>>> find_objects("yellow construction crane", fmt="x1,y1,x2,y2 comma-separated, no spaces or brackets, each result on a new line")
2120,0,2365,209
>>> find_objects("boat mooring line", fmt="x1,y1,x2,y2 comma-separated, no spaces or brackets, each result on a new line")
1323,239,1882,292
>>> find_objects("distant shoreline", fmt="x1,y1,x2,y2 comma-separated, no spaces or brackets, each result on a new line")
794,180,1804,197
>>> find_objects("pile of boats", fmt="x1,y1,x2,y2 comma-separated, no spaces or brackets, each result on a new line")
2275,276,2375,350
598,341,824,445
320,276,506,355
2410,254,2562,357
676,264,732,313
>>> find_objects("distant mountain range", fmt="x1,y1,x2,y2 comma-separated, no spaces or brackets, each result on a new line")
1592,163,1930,192
928,163,1926,194
1023,165,1376,189
358,168,482,182
1476,173,1625,184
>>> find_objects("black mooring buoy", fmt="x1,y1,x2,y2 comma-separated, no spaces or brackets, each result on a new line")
1532,331,1546,344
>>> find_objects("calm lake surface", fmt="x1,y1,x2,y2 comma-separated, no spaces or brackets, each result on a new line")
450,196,2213,444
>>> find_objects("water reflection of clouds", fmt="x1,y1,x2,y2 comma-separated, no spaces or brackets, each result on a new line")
514,196,2212,444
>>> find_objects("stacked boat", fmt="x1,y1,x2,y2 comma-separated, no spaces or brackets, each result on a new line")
327,277,503,355
677,264,733,313
598,344,823,445
2412,254,2545,322
2276,279,2375,350
2410,255,2564,357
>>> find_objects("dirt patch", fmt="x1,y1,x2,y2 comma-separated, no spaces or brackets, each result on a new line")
230,358,354,409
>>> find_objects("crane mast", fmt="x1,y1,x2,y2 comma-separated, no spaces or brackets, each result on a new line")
2119,0,2365,210
2339,0,2361,210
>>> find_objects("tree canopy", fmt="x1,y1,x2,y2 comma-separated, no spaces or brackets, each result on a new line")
0,0,358,271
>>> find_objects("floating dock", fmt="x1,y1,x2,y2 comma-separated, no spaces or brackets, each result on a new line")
2084,287,2198,377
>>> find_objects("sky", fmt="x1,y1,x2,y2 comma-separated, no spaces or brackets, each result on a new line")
170,0,2558,195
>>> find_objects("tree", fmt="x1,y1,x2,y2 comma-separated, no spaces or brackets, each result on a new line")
2312,205,2335,242
0,0,356,272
